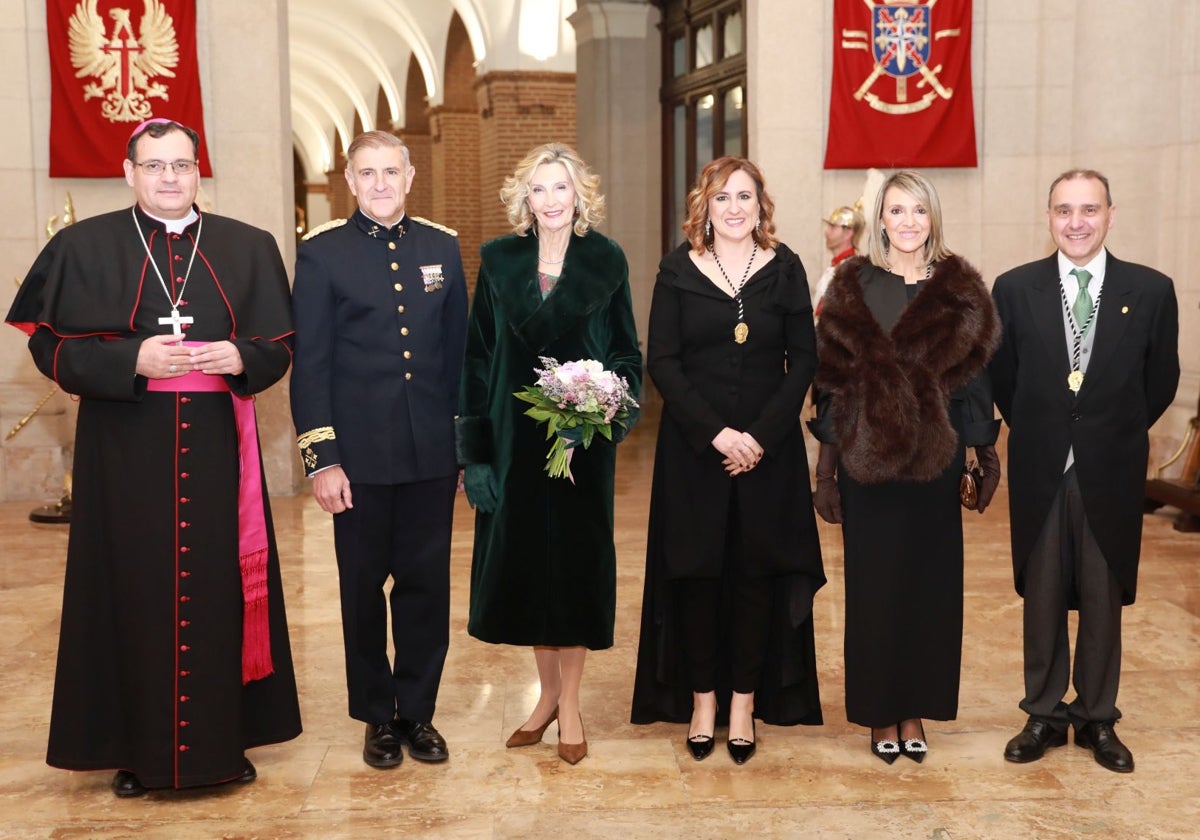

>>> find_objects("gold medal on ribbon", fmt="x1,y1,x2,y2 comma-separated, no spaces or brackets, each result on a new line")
1067,369,1084,393
734,322,749,344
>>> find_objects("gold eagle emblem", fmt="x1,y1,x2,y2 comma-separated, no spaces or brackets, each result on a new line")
68,0,179,123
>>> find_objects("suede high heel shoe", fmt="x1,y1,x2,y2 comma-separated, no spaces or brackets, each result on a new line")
506,707,558,748
557,715,588,765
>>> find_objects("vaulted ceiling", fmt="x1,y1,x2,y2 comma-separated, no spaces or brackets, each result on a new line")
287,0,578,179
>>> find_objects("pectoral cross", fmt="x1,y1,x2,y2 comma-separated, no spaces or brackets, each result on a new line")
158,308,194,336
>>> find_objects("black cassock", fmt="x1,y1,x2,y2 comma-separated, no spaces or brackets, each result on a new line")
6,205,301,789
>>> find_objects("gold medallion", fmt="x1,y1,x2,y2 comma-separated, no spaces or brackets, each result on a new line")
1067,369,1084,393
734,322,749,344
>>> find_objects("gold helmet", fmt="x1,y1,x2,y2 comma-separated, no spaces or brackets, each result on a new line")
824,205,863,232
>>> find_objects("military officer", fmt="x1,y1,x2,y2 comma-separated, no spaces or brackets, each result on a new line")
290,130,467,768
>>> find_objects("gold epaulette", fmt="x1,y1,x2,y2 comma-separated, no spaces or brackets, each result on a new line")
410,216,458,237
296,427,336,448
302,219,347,241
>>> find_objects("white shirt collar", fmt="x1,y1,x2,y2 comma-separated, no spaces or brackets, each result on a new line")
142,207,199,235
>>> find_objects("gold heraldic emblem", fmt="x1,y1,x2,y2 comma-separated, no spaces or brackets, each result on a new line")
68,0,179,123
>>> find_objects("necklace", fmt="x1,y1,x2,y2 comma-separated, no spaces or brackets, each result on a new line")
710,241,758,344
132,207,203,336
539,252,565,264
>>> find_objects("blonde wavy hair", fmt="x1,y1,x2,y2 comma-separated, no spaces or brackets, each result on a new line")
499,143,605,236
866,169,953,268
682,157,779,253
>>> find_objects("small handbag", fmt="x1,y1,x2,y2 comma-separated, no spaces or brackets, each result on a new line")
960,460,985,510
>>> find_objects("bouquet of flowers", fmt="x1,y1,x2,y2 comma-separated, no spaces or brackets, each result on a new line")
514,356,639,482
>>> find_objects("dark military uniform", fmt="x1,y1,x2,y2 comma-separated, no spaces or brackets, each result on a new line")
290,209,467,726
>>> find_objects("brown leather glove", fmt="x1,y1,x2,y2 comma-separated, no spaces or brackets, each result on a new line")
814,442,843,524
974,444,1001,513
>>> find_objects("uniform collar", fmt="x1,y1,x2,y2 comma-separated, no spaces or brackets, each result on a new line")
831,246,857,266
352,208,407,239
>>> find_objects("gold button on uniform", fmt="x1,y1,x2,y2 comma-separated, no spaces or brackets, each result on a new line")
404,351,412,359
389,242,396,250
401,327,409,335
394,283,402,291
398,305,405,313
390,262,399,271
404,372,412,381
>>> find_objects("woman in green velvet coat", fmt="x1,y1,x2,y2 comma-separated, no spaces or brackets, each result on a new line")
457,144,642,765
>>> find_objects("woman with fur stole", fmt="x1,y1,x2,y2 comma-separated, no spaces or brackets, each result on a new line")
810,170,1001,765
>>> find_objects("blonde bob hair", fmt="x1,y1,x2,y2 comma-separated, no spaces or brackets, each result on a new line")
682,157,779,253
866,169,953,268
499,143,605,236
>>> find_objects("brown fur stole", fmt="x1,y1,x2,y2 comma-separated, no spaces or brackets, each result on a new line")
815,254,999,484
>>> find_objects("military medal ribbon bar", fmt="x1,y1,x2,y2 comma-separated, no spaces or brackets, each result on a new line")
48,0,212,177
824,0,977,169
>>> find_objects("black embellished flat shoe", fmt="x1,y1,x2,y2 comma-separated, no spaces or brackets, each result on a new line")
686,733,715,761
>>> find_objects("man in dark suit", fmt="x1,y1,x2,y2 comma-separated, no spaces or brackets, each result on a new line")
290,130,467,768
990,169,1179,773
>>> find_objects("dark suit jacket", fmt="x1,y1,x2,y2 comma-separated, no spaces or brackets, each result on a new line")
989,252,1179,604
290,210,467,484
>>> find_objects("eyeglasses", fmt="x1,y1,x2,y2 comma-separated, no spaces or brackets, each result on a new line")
134,159,198,175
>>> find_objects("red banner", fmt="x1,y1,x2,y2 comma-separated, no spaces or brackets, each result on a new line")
824,0,976,169
47,0,212,177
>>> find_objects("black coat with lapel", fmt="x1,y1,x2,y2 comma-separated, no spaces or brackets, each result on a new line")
990,252,1179,604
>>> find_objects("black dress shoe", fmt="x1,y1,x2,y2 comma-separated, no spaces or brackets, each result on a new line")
686,734,715,761
363,722,404,768
392,718,449,762
870,733,901,765
111,769,146,798
727,721,756,765
900,721,928,764
237,758,257,784
1074,721,1134,773
1004,717,1068,763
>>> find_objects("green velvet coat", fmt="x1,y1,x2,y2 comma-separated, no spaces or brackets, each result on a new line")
457,230,642,649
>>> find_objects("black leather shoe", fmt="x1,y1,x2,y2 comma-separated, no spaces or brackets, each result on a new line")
900,721,928,764
1004,717,1068,763
393,718,449,762
727,721,756,765
870,731,901,765
363,722,404,768
1074,721,1134,773
236,758,257,784
686,734,715,761
111,770,146,798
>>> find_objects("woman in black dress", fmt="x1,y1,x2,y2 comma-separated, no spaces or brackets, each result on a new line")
810,170,1001,764
631,157,825,764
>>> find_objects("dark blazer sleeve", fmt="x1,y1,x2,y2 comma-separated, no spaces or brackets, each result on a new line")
646,259,728,453
289,242,341,475
988,272,1018,426
28,328,145,401
746,248,816,454
953,367,1001,446
1143,271,1180,426
441,241,469,413
226,230,294,398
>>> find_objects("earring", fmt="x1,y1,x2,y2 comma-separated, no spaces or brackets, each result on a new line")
755,218,761,231
705,219,712,239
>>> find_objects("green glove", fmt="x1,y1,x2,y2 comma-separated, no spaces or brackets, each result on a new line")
463,464,498,513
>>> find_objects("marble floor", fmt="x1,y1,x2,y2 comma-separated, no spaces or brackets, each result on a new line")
1,415,1198,839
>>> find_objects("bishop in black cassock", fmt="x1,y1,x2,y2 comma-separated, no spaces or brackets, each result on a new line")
5,119,301,795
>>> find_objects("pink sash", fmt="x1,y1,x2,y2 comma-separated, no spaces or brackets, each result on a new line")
147,348,274,684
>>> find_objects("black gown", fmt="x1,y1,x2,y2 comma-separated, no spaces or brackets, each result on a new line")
6,206,302,789
812,265,997,728
631,242,825,726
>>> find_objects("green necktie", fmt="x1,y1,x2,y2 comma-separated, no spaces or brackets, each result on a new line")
1070,268,1093,337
